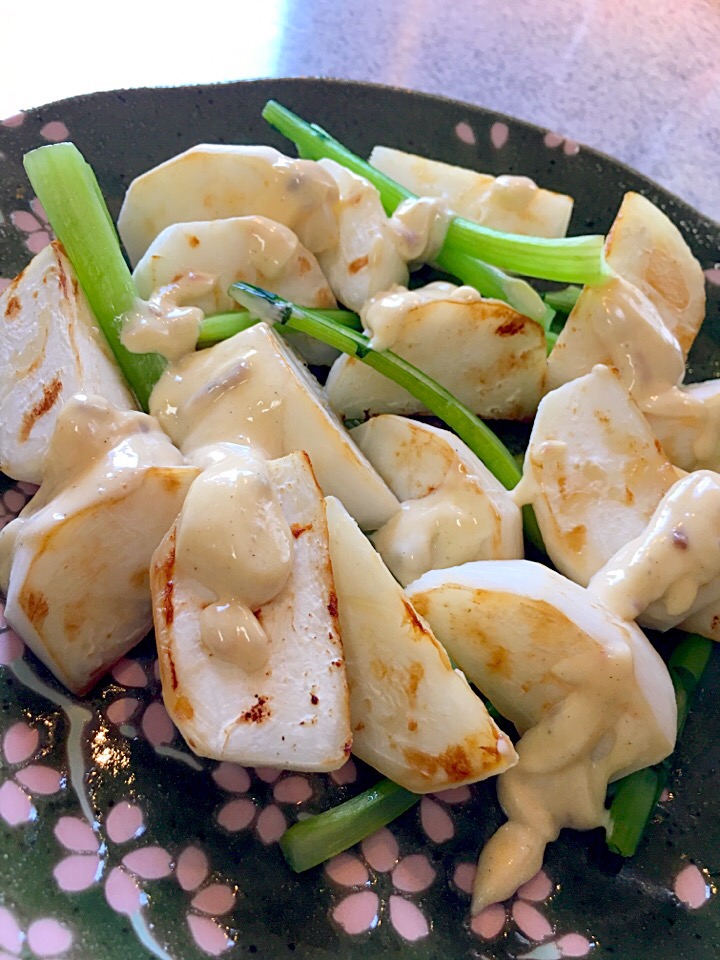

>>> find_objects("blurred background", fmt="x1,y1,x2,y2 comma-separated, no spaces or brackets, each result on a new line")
2,0,719,218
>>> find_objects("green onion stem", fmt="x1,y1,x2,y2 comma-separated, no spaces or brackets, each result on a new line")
197,307,361,346
229,282,544,550
23,143,165,410
280,779,419,873
436,248,546,324
544,284,583,314
606,632,713,858
262,100,609,285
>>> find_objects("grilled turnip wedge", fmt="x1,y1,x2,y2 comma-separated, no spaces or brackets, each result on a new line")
515,365,677,585
605,192,705,357
351,415,522,585
0,396,197,694
406,560,676,911
315,160,409,313
644,379,720,473
133,216,338,365
326,283,546,420
369,146,573,238
118,145,340,265
0,242,136,483
151,448,352,770
324,496,516,793
589,470,720,631
149,322,398,531
547,275,685,396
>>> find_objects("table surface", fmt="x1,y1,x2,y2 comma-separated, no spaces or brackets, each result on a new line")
2,0,719,222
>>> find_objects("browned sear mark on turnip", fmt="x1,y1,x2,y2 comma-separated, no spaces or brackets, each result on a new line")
19,376,63,441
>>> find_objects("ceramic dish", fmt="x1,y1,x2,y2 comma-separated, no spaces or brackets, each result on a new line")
0,78,718,960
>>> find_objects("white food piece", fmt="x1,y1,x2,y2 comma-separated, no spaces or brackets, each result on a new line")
324,496,516,792
151,449,352,770
514,365,677,585
406,559,676,911
316,159,409,313
547,275,686,399
679,601,720,640
351,415,522,585
326,283,547,420
0,395,197,694
0,242,137,483
370,145,573,237
118,145,340,265
149,322,399,531
644,379,720,473
589,471,720,631
605,192,705,357
133,216,338,365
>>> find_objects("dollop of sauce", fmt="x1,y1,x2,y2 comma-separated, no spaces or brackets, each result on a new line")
372,462,487,585
174,447,293,672
362,281,482,351
121,273,215,361
486,175,539,212
588,470,720,626
389,196,452,266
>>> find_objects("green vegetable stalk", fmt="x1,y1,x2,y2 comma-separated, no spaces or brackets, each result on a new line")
280,779,418,872
262,100,609,286
23,143,165,410
197,307,362,346
229,282,543,550
606,632,712,857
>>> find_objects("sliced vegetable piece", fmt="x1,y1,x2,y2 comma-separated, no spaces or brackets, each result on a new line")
351,415,523,585
117,144,340,264
228,282,543,549
515,364,677,585
406,559,676,911
151,448,352,769
324,496,517,793
281,778,418,873
149,321,399,532
0,396,197,694
262,100,608,285
605,192,705,357
0,242,137,483
23,143,165,410
369,145,573,238
324,282,547,422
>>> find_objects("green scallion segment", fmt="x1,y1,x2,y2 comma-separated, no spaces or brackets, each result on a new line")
229,282,544,550
280,778,419,872
606,632,712,857
197,307,362,346
435,248,546,324
262,99,609,285
23,143,166,410
544,284,583,314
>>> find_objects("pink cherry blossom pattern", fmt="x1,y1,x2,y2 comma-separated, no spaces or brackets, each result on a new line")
40,120,69,142
703,267,720,285
273,775,313,804
330,758,358,785
325,853,370,887
674,863,712,909
0,906,73,958
332,890,380,935
419,796,454,843
0,716,62,827
490,121,509,150
455,121,476,146
187,915,233,956
544,131,580,156
2,113,25,127
177,846,210,891
0,278,11,294
10,197,52,254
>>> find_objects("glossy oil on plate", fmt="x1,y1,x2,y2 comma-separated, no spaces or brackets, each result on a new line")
0,78,719,960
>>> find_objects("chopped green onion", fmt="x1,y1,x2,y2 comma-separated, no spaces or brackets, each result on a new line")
606,632,712,857
544,284,583,314
435,248,546,324
197,307,361,346
23,143,165,410
262,100,609,286
280,778,418,872
229,282,544,551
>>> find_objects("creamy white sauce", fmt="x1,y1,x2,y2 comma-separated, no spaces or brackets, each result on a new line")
121,273,215,361
362,280,482,351
588,470,720,626
174,446,293,673
388,196,452,266
372,461,491,585
489,175,539,213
